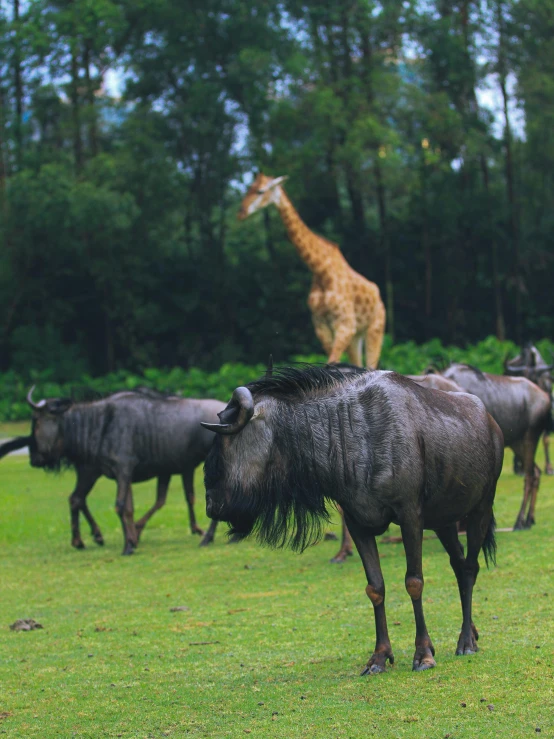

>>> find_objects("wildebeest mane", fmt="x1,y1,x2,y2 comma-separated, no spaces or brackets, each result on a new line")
246,363,366,401
453,363,486,379
221,445,332,553
64,385,180,404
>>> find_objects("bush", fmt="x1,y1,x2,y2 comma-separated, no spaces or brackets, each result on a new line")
2,336,553,422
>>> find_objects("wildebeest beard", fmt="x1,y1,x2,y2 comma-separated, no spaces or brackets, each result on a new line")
206,429,333,553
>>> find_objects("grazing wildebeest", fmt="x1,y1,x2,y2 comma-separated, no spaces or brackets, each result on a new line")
430,363,552,530
21,387,224,554
201,365,503,674
504,343,553,475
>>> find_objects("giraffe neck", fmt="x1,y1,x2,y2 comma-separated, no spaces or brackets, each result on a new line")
273,189,334,274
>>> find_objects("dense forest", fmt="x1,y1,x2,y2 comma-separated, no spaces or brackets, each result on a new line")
0,0,553,379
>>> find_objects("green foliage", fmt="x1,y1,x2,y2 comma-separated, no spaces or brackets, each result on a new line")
1,0,554,378
3,335,553,421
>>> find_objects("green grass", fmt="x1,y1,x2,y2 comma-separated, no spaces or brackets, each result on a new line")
0,421,30,439
1,449,553,738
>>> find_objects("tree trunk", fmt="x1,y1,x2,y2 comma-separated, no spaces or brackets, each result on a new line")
420,151,432,338
69,2,83,173
375,160,393,342
13,0,23,170
497,22,520,341
0,68,7,213
480,153,506,340
83,41,98,158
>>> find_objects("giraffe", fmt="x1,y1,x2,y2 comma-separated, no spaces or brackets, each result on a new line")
238,173,386,369
238,173,387,563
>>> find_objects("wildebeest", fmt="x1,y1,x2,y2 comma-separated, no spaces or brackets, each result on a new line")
18,387,224,554
504,343,553,475
406,375,463,393
202,365,503,674
429,363,552,530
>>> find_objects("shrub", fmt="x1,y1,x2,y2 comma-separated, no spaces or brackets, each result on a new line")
2,336,553,422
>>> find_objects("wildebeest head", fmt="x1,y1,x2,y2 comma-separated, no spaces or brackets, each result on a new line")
504,343,553,394
201,365,352,550
202,386,276,539
26,386,72,469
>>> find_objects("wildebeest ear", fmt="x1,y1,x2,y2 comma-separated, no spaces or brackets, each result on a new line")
47,398,73,415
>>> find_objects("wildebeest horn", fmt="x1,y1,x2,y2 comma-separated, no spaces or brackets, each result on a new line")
266,355,273,378
26,386,47,410
201,387,255,435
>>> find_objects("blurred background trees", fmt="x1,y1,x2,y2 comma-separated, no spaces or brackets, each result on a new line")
0,0,552,378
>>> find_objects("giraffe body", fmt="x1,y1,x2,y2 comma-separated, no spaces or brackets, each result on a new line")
238,173,386,368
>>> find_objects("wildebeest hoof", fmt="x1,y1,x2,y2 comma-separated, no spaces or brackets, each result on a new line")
361,663,385,676
199,536,213,547
513,519,525,531
324,531,339,541
93,534,104,546
330,550,353,564
412,645,436,671
192,526,205,536
545,466,554,475
456,646,477,656
122,544,136,556
413,658,436,671
72,539,85,550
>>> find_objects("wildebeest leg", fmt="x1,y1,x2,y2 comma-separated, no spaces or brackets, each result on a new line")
400,519,436,671
181,469,204,536
512,437,539,530
330,508,354,563
435,524,479,656
115,477,137,555
135,475,170,541
199,518,218,547
346,522,394,675
543,433,553,475
69,468,100,549
80,490,104,545
525,464,541,528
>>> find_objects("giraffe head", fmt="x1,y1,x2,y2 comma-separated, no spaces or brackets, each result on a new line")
237,173,288,220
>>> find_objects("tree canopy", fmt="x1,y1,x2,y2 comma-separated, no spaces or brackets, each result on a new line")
0,0,553,378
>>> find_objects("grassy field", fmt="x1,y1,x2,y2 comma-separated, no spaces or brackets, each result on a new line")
0,439,553,738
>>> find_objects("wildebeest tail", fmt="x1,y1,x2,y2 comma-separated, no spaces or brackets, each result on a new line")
0,436,30,460
482,511,497,568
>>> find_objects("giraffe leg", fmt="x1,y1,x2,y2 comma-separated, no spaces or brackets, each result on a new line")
312,314,334,356
327,318,356,364
365,306,386,369
346,337,363,367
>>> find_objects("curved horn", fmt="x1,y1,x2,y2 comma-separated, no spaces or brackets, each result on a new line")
201,386,255,436
26,386,47,410
266,355,273,378
504,364,527,374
